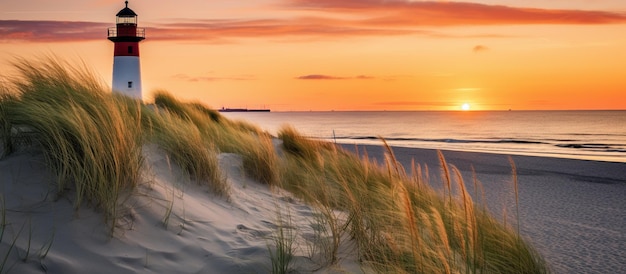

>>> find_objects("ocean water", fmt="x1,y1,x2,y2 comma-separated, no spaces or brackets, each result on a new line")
222,110,626,163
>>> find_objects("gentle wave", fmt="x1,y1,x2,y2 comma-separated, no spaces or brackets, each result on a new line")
569,133,626,137
322,136,626,153
222,110,626,162
337,136,545,144
555,144,626,153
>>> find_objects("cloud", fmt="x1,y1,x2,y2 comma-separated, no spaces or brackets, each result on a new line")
296,74,346,80
2,2,625,43
287,0,626,25
0,20,106,42
147,18,420,42
173,73,254,82
0,18,423,43
473,45,489,53
296,74,375,80
374,101,454,107
148,0,626,41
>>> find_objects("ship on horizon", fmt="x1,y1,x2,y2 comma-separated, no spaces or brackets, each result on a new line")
218,107,270,112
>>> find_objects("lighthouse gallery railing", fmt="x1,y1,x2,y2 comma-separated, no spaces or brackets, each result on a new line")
107,28,145,38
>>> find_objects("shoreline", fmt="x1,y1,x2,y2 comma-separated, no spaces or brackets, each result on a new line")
341,144,626,274
330,139,626,164
220,110,626,164
339,143,626,182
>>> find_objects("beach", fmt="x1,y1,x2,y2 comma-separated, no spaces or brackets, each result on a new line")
0,141,622,273
343,144,626,274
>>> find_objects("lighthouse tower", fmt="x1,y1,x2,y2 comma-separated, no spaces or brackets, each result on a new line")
108,1,145,99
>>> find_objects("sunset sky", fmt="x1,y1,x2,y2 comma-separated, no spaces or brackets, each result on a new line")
1,0,625,111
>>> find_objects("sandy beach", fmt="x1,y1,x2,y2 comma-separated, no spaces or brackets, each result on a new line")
343,144,626,274
1,142,624,273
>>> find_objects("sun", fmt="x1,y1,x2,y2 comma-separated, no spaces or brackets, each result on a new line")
461,103,471,111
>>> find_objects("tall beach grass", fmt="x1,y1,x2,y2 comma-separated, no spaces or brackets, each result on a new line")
143,103,228,198
277,127,549,273
0,58,234,230
1,57,144,232
152,91,278,186
1,57,549,273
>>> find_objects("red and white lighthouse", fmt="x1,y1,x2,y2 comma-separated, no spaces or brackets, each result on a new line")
108,1,145,99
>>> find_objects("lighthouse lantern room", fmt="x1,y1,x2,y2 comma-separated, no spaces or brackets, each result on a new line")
108,1,145,99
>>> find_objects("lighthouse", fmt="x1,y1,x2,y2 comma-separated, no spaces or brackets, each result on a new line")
108,1,145,99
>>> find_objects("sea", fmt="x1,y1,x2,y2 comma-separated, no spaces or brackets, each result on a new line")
221,110,626,163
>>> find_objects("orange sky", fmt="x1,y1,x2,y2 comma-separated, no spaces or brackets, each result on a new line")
1,0,625,111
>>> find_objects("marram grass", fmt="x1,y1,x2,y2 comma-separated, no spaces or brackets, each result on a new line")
0,58,234,231
152,91,278,185
277,128,549,273
0,57,549,273
1,57,143,233
148,108,228,197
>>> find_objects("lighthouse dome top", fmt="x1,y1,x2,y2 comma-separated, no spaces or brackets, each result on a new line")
116,1,137,17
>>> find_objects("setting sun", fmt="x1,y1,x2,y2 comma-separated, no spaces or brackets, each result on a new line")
462,103,471,111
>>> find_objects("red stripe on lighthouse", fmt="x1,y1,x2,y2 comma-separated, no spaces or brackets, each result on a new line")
114,42,140,57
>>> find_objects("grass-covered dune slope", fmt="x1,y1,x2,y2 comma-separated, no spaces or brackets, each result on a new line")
0,58,549,273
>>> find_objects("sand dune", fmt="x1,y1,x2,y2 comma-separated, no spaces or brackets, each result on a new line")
0,144,363,273
2,142,624,273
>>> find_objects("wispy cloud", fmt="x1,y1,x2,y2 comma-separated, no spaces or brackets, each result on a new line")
173,73,254,82
296,74,347,80
0,20,106,42
286,0,626,25
374,101,455,107
296,74,375,80
0,18,420,43
147,18,420,42
148,1,626,41
473,45,489,53
2,1,625,43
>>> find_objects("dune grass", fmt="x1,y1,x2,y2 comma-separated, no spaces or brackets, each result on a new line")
268,206,296,274
0,57,144,232
0,57,548,273
144,105,228,198
0,57,275,227
152,91,278,186
0,58,233,230
277,128,549,273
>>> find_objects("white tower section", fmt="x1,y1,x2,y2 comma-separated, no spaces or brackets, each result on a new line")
112,56,142,99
